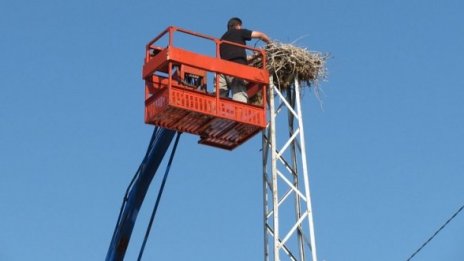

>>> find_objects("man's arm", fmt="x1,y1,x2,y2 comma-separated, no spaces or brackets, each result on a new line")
251,31,271,44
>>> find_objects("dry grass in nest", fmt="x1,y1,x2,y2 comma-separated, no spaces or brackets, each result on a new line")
250,41,328,90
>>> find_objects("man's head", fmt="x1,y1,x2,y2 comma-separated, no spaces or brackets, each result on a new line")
227,17,242,30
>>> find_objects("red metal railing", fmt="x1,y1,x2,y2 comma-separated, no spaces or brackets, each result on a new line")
145,26,267,68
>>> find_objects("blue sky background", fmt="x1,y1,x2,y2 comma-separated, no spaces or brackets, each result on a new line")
1,0,463,260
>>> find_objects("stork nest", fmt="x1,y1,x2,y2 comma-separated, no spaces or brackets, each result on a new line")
249,41,328,89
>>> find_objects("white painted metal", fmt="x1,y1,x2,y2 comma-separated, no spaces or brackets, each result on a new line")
262,78,318,261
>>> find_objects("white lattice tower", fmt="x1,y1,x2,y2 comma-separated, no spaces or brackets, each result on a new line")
262,78,318,261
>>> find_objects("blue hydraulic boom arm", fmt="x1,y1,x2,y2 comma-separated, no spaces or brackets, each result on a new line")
106,127,176,261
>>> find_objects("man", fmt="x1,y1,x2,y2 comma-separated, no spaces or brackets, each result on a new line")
219,17,270,103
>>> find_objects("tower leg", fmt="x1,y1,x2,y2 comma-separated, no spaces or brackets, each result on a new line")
263,78,318,261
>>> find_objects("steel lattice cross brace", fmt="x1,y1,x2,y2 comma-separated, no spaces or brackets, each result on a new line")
262,78,318,261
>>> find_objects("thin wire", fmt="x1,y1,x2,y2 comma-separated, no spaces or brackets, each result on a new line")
406,203,464,261
137,132,182,261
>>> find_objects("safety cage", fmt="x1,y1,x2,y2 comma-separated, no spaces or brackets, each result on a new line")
143,26,269,150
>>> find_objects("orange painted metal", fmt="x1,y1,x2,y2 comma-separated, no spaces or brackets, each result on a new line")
143,26,269,150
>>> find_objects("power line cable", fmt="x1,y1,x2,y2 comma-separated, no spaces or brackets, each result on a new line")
406,203,464,260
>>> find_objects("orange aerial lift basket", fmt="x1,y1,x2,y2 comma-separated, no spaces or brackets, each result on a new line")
142,26,269,150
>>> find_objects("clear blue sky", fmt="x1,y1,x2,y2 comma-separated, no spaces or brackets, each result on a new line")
1,0,463,260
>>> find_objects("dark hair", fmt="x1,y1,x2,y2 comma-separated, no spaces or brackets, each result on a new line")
227,17,242,30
